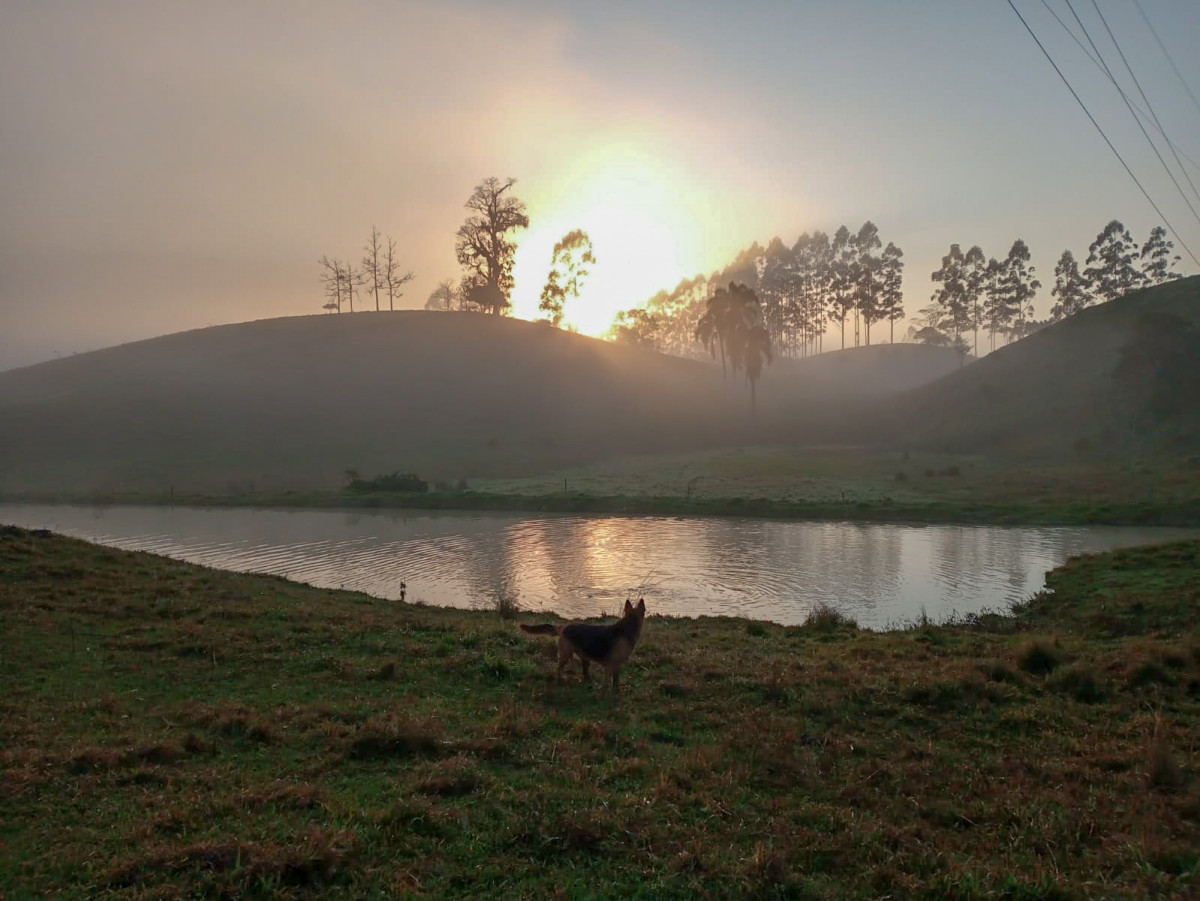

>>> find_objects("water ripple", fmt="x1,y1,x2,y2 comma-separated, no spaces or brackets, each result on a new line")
2,504,1194,628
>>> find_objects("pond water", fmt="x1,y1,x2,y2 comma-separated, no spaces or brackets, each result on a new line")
2,504,1193,629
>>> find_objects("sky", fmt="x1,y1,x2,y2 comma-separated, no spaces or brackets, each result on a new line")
2,0,1199,369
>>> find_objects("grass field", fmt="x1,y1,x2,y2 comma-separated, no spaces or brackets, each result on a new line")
20,445,1198,527
2,526,1198,898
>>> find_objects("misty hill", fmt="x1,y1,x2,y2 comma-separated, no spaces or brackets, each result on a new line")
0,312,959,496
872,276,1200,456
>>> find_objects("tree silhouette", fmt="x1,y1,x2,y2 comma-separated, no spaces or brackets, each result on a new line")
538,229,595,327
961,245,987,356
879,242,905,343
318,256,346,313
1085,220,1143,304
931,244,971,346
828,226,856,349
609,308,662,349
455,177,529,315
383,235,413,311
739,322,773,411
852,221,882,346
694,282,760,381
425,279,459,311
1140,226,1182,285
363,226,385,312
1049,250,1092,322
998,239,1040,342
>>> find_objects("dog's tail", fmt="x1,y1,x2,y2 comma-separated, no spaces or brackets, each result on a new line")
519,623,561,636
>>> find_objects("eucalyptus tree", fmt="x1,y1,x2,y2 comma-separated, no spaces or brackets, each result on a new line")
852,221,882,346
828,226,856,349
961,245,987,356
931,244,972,346
538,229,595,327
879,242,905,343
998,239,1040,342
1084,220,1143,304
455,177,530,315
1140,226,1182,285
1049,250,1092,322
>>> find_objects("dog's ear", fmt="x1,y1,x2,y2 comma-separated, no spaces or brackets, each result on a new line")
636,597,646,612
624,599,634,615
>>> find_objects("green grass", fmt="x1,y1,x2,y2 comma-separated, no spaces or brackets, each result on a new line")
13,446,1200,526
3,526,1199,898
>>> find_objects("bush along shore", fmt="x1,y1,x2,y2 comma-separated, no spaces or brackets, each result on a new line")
1,526,1198,898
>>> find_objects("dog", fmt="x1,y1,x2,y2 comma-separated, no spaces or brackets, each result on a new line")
519,597,646,691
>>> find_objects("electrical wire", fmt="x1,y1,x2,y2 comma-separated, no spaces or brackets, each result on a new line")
1062,0,1200,227
1131,0,1200,119
1004,0,1200,267
1037,0,1200,178
1088,0,1200,209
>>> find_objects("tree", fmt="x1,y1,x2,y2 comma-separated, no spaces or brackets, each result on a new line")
879,242,905,343
538,229,595,327
1085,220,1143,304
997,239,1040,342
962,245,987,356
455,177,529,315
383,235,414,311
828,226,856,349
694,282,760,381
362,226,385,312
1049,250,1092,322
739,322,773,411
852,221,882,346
425,279,459,311
609,308,662,349
1140,226,1182,285
931,244,972,344
318,256,346,313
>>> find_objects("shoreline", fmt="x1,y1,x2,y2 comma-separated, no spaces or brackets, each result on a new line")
3,488,1200,528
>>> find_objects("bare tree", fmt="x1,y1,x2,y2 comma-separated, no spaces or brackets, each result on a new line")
318,256,347,313
341,261,365,313
425,279,458,311
383,235,414,311
362,226,384,312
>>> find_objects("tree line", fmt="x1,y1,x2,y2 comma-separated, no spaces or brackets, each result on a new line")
609,222,905,360
912,220,1181,355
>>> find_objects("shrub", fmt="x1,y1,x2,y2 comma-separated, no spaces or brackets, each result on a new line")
347,471,429,493
1017,639,1061,676
1049,663,1104,702
803,602,857,632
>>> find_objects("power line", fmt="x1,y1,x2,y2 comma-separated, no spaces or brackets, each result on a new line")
1037,0,1200,178
1063,0,1200,227
1004,0,1200,267
1131,0,1200,119
1093,0,1200,208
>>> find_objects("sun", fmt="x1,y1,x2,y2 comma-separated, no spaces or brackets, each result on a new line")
509,152,704,337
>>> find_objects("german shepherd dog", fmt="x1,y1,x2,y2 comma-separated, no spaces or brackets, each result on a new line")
520,598,646,690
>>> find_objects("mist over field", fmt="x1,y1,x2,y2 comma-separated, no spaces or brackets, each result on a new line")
4,3,1200,899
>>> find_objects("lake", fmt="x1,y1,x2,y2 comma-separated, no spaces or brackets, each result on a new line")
1,504,1193,629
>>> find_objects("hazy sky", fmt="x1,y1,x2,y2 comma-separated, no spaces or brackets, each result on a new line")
2,0,1199,369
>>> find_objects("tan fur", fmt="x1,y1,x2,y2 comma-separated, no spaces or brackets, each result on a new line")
521,598,647,691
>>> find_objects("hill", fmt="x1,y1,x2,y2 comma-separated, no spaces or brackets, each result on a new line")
871,276,1200,456
0,312,959,496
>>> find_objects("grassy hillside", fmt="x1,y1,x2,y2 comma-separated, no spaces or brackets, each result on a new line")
873,276,1200,456
3,527,1198,898
0,312,959,497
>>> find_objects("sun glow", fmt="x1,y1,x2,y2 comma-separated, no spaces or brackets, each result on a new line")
509,150,706,337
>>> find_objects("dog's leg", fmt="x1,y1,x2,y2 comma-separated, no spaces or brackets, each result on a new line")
555,638,572,683
580,659,591,681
